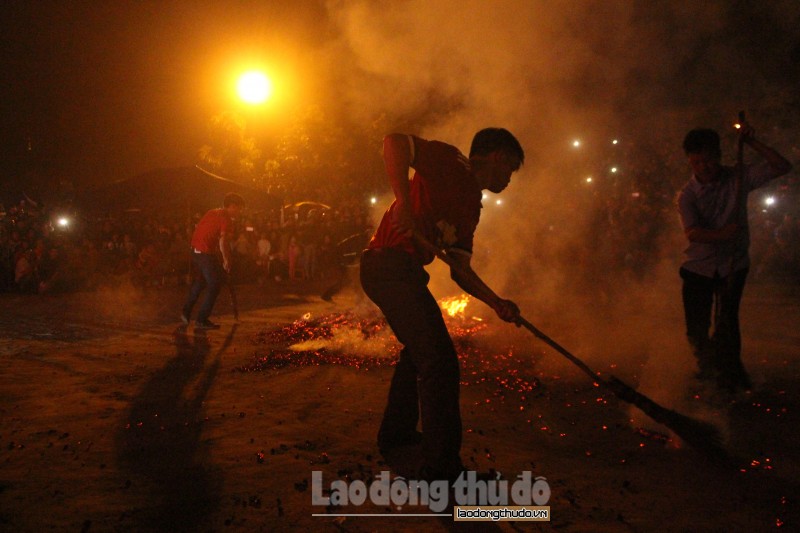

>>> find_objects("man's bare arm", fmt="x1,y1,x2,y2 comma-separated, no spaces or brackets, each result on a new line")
219,233,233,273
742,126,793,176
383,134,415,236
447,251,520,323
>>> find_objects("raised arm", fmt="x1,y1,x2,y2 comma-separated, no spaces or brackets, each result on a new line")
383,134,415,237
741,123,793,176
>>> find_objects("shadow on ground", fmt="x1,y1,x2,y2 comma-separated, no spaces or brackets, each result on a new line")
115,325,238,532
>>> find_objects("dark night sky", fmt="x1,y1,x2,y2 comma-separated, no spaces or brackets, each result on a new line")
2,1,799,198
1,1,329,190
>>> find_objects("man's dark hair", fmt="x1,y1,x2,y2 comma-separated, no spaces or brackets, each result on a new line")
683,128,721,158
224,193,246,208
469,128,525,164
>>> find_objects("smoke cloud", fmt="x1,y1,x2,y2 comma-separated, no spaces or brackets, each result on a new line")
321,0,800,421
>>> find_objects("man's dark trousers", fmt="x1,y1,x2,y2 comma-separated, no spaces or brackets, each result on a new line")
680,266,749,387
360,247,462,477
184,252,224,323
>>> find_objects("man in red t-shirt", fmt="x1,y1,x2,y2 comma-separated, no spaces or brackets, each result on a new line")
181,193,245,329
360,128,525,482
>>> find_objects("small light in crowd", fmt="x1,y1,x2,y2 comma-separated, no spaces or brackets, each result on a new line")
57,217,70,227
610,166,618,173
734,123,742,130
764,196,776,207
572,139,581,148
495,199,503,206
586,176,593,183
612,139,619,145
482,193,489,200
370,197,377,205
631,192,641,198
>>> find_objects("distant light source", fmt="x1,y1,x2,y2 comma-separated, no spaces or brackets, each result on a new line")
482,193,489,200
586,176,593,183
495,199,503,206
237,71,272,104
57,217,70,228
370,197,377,205
572,139,581,148
764,196,776,207
612,139,619,145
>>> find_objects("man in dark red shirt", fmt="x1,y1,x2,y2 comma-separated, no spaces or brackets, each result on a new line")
360,129,525,482
182,193,245,329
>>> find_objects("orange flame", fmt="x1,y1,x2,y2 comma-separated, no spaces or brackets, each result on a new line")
440,294,471,317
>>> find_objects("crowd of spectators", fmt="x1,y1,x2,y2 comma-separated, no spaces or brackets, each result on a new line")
0,193,374,295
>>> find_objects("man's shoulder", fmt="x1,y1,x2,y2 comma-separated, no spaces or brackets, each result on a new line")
414,136,462,158
414,137,469,176
205,207,226,216
201,208,229,222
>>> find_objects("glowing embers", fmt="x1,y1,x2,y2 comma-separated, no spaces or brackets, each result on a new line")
739,455,775,473
239,311,398,371
634,427,670,445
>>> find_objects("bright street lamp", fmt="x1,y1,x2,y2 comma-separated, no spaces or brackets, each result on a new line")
237,71,273,104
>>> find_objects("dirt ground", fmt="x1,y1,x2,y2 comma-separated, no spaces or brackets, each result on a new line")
0,277,798,532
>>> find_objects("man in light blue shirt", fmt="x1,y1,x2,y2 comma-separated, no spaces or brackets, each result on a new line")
677,122,792,392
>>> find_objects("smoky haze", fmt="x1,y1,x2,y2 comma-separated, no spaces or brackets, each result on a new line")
323,0,800,428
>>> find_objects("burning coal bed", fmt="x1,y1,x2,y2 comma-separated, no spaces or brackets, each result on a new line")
238,295,541,403
240,295,698,452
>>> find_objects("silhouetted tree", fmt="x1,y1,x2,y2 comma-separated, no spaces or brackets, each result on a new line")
198,112,261,180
